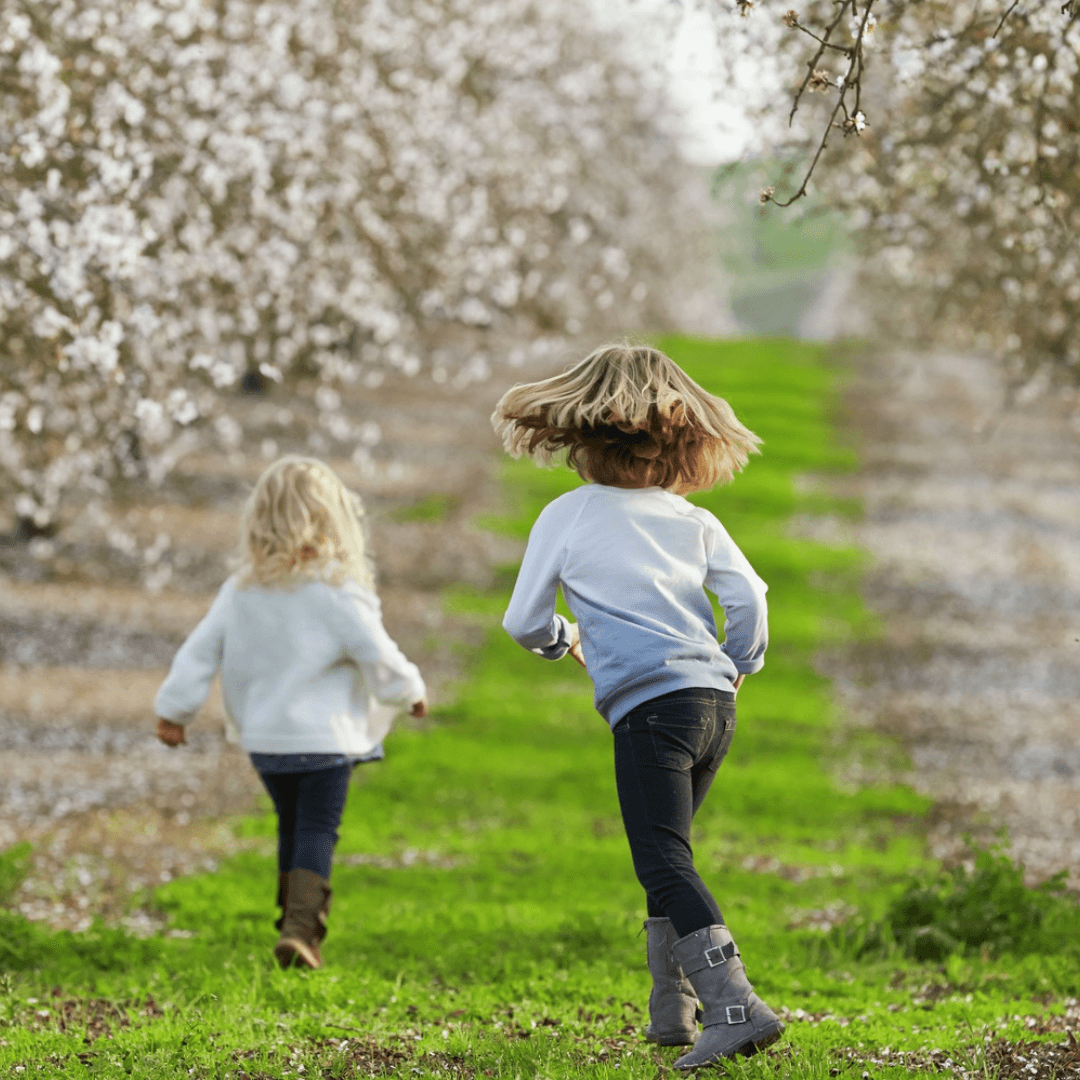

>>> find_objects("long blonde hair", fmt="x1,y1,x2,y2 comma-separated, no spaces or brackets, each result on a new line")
236,456,374,589
491,343,761,491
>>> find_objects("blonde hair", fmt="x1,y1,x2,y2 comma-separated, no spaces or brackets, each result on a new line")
235,456,374,589
491,343,761,491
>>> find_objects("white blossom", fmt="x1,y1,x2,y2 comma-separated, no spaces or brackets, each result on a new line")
1,0,701,528
813,1,1080,385
733,0,1079,388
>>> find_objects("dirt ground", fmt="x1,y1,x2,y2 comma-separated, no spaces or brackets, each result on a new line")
2,345,1077,933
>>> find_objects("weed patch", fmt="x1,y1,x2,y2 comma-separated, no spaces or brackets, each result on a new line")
835,836,1080,962
0,910,167,974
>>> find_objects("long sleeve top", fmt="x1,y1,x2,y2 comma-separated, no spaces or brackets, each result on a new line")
155,575,426,755
502,484,768,728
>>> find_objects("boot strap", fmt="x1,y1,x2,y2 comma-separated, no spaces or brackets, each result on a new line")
681,939,738,976
724,1005,748,1024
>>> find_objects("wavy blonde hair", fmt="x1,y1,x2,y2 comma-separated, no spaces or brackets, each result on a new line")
235,456,374,589
491,343,761,491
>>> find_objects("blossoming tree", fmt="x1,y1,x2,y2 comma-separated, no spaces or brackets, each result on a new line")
824,2,1080,390
735,0,1079,390
9,0,1073,539
0,0,695,532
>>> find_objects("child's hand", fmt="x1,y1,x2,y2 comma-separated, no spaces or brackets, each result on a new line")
410,698,429,719
157,718,187,747
567,623,587,670
732,674,746,691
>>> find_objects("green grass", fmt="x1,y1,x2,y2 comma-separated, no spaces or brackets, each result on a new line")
711,165,852,337
2,337,1076,1078
389,492,461,524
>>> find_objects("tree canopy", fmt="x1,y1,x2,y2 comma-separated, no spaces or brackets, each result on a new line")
745,0,1079,389
0,0,700,530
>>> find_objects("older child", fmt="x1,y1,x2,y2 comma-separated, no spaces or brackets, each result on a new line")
154,456,427,969
492,343,783,1068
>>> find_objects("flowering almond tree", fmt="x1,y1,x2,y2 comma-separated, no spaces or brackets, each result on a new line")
0,0,693,532
822,2,1080,389
728,0,1079,389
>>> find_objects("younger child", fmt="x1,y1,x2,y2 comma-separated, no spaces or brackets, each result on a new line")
154,456,427,969
492,343,784,1069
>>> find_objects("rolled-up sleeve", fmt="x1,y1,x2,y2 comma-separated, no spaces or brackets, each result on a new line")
703,518,768,675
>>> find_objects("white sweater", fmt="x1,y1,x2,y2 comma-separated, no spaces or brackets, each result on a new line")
502,484,768,727
155,576,426,755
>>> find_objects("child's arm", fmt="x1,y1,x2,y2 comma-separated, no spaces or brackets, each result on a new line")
153,584,229,739
703,518,768,678
335,584,428,712
502,503,576,660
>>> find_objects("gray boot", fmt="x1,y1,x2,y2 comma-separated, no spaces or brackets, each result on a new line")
670,924,783,1069
644,918,700,1046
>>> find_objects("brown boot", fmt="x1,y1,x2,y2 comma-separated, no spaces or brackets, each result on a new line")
273,868,331,970
274,872,287,931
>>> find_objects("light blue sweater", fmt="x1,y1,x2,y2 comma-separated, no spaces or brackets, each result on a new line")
502,484,768,727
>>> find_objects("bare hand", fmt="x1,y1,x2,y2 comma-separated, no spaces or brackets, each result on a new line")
566,622,587,670
410,698,429,718
157,718,187,747
732,674,746,691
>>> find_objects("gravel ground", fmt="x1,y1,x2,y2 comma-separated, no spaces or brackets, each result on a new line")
825,350,1080,886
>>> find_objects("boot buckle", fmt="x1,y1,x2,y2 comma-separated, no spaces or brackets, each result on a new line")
726,1005,748,1024
704,945,727,967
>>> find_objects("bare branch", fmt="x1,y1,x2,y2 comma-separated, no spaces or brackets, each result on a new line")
769,0,876,206
786,2,852,126
994,0,1024,37
793,23,852,52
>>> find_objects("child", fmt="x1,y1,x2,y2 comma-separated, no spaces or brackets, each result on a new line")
154,456,427,969
492,343,784,1068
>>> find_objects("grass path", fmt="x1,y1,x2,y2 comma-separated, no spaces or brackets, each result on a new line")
1,338,1077,1078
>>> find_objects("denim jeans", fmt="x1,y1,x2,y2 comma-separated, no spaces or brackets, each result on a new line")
257,764,352,881
613,687,736,938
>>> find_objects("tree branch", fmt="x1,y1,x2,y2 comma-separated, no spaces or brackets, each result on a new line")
769,0,876,206
994,0,1024,37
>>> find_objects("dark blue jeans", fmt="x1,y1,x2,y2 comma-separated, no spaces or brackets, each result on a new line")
258,764,352,881
613,688,737,938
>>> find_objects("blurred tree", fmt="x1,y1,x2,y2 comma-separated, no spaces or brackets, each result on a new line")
731,0,1079,391
826,2,1080,391
0,0,699,531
